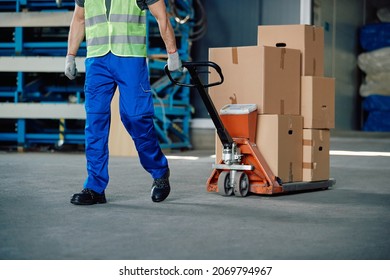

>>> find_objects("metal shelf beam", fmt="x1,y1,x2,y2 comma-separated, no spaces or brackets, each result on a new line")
0,11,73,27
0,56,85,72
0,103,86,119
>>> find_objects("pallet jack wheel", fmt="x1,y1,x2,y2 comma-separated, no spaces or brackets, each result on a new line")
218,171,234,196
233,171,250,197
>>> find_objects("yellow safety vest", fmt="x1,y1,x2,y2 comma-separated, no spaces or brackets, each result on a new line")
84,0,147,58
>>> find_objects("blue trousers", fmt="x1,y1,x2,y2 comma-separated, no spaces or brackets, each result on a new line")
83,52,168,194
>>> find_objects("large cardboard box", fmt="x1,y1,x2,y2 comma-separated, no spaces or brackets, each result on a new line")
109,90,137,157
302,129,330,181
301,76,335,129
256,115,303,183
257,24,324,76
209,45,301,115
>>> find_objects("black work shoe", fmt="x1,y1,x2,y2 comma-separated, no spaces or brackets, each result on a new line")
151,169,171,202
70,188,107,205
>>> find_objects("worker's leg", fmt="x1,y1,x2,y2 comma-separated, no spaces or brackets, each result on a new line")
112,56,168,179
83,54,116,194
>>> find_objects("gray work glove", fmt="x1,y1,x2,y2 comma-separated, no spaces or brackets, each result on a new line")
167,51,182,72
65,54,77,80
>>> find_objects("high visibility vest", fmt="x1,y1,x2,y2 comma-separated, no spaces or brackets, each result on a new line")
84,0,147,58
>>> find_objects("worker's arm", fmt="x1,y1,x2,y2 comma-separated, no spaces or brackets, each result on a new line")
148,0,176,53
65,4,85,80
148,0,182,71
67,4,85,56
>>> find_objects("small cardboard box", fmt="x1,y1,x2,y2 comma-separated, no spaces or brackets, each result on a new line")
209,45,301,115
255,115,303,183
257,24,324,76
301,76,335,129
302,129,330,181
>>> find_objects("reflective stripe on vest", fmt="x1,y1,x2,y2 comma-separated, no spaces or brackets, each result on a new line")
84,0,147,58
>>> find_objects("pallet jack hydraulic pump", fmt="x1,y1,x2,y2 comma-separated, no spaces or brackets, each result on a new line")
165,61,335,197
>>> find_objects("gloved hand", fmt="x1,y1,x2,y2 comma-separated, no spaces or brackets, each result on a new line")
65,54,77,80
167,50,182,72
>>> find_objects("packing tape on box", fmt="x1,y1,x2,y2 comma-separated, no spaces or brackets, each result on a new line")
232,47,238,64
280,99,285,115
230,93,237,104
303,162,316,170
280,48,286,69
312,26,317,41
303,139,313,146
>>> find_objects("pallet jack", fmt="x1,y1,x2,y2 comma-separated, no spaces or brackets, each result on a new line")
165,61,335,197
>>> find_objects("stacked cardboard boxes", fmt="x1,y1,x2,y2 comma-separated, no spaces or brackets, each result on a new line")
210,24,335,183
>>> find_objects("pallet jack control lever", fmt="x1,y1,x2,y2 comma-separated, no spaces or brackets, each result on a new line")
165,61,234,148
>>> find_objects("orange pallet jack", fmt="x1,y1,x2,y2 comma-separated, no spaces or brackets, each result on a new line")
165,61,335,197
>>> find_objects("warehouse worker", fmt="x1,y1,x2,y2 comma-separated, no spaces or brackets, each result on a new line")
65,0,182,204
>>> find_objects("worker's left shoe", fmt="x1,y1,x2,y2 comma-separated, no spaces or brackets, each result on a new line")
151,169,171,202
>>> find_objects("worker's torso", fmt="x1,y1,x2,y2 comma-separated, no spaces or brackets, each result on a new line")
84,0,147,58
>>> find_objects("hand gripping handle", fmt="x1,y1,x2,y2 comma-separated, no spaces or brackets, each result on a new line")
164,61,224,88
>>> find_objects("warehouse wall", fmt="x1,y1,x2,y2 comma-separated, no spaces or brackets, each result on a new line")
260,0,301,25
313,0,365,131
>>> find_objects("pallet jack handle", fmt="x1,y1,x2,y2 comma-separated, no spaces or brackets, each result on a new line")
165,61,234,147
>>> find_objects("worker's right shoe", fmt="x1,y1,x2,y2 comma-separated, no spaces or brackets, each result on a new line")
70,188,107,205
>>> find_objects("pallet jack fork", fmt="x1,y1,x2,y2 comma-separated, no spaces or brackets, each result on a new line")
165,61,335,197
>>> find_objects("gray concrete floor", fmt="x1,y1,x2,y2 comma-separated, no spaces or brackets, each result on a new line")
0,136,389,260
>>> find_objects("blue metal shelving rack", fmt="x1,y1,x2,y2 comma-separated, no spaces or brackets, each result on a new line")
147,0,194,149
0,0,86,149
0,0,200,150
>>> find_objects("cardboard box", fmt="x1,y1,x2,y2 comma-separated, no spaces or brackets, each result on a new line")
302,129,330,181
109,89,137,157
257,24,324,76
256,115,303,183
301,76,335,129
209,45,301,115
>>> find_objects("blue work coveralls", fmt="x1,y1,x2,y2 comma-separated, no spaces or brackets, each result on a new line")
83,52,168,194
